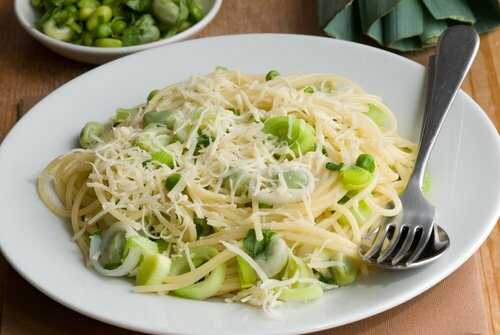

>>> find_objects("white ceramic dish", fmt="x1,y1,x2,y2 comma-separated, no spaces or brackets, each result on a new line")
0,34,499,335
14,0,223,64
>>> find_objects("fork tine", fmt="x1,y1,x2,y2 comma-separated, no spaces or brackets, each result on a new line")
406,225,433,265
363,223,392,261
391,226,418,265
377,225,405,263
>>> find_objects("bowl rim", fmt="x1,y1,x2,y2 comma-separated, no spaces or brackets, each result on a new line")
14,0,223,55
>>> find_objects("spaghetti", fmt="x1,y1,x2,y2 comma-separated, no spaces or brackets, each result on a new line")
37,69,416,314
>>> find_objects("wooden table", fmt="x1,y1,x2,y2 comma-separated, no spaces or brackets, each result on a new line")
0,0,498,333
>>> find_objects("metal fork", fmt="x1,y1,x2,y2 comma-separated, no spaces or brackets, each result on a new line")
361,25,479,268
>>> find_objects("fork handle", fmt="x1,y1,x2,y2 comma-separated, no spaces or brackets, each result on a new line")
410,26,479,188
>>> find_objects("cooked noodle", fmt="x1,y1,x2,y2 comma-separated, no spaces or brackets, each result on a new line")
37,69,416,314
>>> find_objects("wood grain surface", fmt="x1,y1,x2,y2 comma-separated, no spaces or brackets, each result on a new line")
0,0,498,334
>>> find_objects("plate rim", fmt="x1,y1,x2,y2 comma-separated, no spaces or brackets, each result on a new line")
1,33,499,335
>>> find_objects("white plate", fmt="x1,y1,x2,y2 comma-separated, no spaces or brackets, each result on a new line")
0,35,499,335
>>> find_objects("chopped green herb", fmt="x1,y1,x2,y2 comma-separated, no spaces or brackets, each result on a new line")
258,202,273,209
164,173,181,190
303,85,315,94
338,195,350,204
194,217,214,237
326,162,343,171
243,229,275,257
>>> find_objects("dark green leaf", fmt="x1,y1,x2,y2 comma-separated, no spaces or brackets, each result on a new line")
338,195,350,204
384,0,424,51
423,0,475,23
258,202,273,209
420,7,447,47
194,134,210,155
317,0,353,27
243,229,275,257
326,162,343,171
323,1,361,41
358,0,400,45
194,217,214,237
164,173,181,190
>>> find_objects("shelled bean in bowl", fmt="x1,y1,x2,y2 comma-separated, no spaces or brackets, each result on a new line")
14,0,222,64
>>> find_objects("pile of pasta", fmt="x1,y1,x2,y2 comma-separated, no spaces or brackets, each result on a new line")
37,68,416,315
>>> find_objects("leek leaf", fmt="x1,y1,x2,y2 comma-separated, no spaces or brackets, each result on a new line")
323,1,360,41
422,0,475,23
359,0,401,45
384,0,424,51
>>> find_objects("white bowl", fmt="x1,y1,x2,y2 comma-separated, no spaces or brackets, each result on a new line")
14,0,222,64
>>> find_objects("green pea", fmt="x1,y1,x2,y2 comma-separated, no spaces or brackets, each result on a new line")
80,122,104,149
87,5,113,30
355,153,375,173
188,0,204,21
303,85,315,94
79,6,95,20
94,38,122,47
265,70,279,81
147,89,160,101
165,173,181,190
111,19,127,35
152,0,179,25
94,5,113,22
42,20,73,41
95,24,112,38
262,116,316,155
340,165,373,191
86,16,99,31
